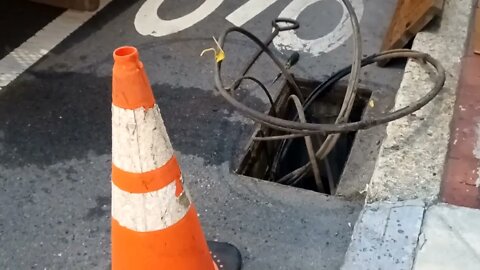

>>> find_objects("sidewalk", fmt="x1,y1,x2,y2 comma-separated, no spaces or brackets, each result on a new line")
414,204,480,269
342,202,480,270
343,0,480,269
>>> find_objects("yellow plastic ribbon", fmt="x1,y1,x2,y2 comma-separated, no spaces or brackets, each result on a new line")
200,36,225,63
368,99,375,108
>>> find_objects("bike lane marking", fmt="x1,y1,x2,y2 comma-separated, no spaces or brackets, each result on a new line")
0,0,112,92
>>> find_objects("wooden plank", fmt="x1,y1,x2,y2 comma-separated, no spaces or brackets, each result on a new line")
474,7,480,54
379,0,444,66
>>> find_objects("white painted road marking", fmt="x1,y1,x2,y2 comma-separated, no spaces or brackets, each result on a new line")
134,0,364,56
134,0,223,37
0,0,365,92
226,0,278,27
0,0,112,91
273,0,364,56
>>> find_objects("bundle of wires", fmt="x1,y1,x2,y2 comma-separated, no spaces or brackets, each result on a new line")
212,0,446,193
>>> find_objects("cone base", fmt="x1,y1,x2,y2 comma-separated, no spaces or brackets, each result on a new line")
112,206,215,270
208,241,242,270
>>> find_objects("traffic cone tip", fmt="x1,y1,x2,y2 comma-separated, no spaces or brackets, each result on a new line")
112,45,155,110
113,46,139,64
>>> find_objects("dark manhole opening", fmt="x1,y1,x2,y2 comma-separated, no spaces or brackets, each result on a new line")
236,78,372,195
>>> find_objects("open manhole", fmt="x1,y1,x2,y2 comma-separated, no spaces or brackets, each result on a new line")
236,78,371,194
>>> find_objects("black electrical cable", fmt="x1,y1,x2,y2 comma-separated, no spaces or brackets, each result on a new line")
288,94,324,192
209,0,445,188
231,76,276,115
304,54,378,110
273,51,445,184
266,0,363,181
213,0,380,134
220,26,305,102
270,53,380,179
214,50,445,135
215,43,445,185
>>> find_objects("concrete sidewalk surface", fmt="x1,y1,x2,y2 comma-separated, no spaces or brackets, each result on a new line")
414,204,480,270
342,202,480,270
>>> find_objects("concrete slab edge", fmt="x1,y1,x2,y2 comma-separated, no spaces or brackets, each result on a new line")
366,0,475,203
341,200,426,270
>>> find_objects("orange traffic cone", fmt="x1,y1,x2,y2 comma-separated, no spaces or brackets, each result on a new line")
110,46,241,270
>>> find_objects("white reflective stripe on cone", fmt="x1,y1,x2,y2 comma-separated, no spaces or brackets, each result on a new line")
112,181,191,232
112,104,174,173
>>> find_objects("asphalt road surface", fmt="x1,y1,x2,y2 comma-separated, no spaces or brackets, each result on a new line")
0,0,403,269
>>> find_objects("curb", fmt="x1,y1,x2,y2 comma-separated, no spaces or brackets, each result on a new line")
367,0,474,203
343,1,477,268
